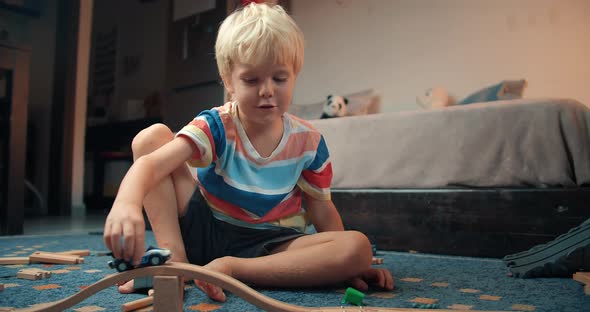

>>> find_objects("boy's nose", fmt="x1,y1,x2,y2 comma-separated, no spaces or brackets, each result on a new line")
259,80,273,98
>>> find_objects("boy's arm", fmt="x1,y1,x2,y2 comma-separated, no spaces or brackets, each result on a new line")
303,193,344,232
104,136,196,263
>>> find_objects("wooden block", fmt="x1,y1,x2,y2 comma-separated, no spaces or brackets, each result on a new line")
17,270,42,280
0,283,4,291
29,252,83,264
153,276,183,312
0,257,30,265
573,272,590,285
19,268,51,279
54,250,91,256
23,268,51,277
148,289,154,296
37,250,87,256
372,257,384,265
121,296,154,312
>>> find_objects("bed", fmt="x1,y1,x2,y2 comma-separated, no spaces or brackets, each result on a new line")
308,98,590,258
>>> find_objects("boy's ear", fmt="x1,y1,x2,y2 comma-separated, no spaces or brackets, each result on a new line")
221,75,234,94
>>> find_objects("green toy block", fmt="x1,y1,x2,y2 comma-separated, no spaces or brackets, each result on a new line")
341,287,365,306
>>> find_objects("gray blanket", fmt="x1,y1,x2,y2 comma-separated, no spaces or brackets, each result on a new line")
309,98,590,188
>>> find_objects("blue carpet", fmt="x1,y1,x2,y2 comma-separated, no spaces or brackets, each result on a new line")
0,232,588,311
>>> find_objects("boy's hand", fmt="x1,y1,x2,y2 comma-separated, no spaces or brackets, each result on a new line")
103,203,146,266
348,267,394,291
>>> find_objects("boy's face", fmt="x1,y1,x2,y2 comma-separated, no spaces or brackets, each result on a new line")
224,61,296,128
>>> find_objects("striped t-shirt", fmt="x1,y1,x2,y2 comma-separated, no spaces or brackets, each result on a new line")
176,102,332,232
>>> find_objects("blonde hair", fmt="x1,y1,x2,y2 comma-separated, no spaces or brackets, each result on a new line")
215,3,304,80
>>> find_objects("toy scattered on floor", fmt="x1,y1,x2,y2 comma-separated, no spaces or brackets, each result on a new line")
30,251,84,264
503,218,590,278
320,94,349,119
0,249,89,265
121,288,154,312
108,246,171,272
17,268,52,280
0,257,30,265
0,283,4,291
370,244,384,264
341,287,365,306
10,260,536,312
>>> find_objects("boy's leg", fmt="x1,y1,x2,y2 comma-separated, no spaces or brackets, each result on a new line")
131,124,196,261
201,230,392,295
267,231,393,290
119,124,196,292
234,231,372,286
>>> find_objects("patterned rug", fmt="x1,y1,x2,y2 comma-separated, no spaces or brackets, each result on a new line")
0,232,588,311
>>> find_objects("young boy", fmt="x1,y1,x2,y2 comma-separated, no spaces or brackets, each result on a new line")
103,2,393,301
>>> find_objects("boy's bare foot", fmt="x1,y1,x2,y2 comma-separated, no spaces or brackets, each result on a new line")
117,280,135,293
116,258,232,300
348,267,394,291
194,257,233,302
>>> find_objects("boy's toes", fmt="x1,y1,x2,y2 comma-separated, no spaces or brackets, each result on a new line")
117,280,136,294
196,280,226,302
209,285,227,302
348,277,369,291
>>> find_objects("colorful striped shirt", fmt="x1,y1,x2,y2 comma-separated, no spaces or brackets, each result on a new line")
176,102,332,232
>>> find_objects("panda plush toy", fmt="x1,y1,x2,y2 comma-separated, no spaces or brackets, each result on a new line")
320,95,349,119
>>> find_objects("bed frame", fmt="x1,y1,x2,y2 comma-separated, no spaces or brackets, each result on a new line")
333,187,590,258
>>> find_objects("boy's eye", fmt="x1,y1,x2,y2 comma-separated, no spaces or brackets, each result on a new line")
274,77,287,83
243,78,258,84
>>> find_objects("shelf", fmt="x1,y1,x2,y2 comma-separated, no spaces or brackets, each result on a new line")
0,2,41,18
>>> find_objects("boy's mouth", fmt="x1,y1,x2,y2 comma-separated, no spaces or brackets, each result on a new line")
258,104,276,109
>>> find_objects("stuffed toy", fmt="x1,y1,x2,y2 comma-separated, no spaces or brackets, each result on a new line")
416,87,453,109
320,95,349,119
459,79,527,105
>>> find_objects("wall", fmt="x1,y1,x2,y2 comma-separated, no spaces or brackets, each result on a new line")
25,0,56,215
85,0,170,204
91,0,169,122
291,0,590,112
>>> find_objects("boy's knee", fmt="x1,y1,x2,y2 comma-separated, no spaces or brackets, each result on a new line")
340,231,372,268
132,123,174,157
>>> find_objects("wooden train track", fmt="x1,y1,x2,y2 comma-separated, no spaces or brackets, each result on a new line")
15,262,511,312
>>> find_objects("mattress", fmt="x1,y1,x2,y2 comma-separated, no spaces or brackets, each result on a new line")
308,98,590,189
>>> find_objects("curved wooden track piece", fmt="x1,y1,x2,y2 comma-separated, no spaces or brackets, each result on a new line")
15,262,510,312
17,262,306,312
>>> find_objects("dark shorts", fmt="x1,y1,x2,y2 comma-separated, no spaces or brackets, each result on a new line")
179,188,305,265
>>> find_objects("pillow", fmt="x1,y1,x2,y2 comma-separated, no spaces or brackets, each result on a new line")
459,79,527,105
416,87,453,109
346,89,381,116
290,89,381,120
288,101,324,120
